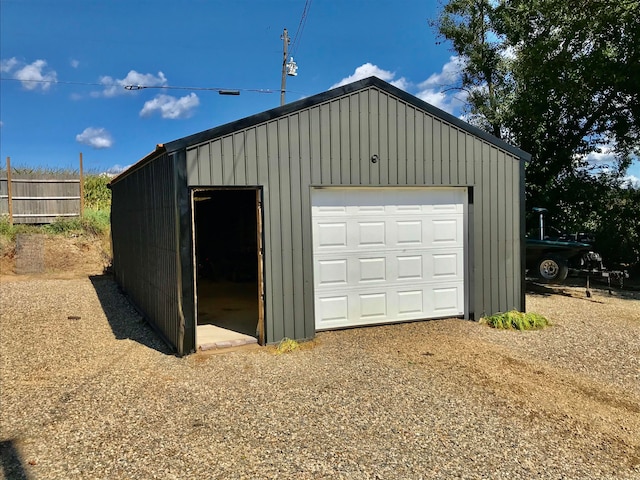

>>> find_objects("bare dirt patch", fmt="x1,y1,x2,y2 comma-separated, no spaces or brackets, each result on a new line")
0,233,109,280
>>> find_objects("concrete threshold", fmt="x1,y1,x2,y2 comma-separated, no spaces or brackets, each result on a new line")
197,324,258,351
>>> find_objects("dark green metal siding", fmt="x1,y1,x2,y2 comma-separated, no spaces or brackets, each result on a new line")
185,86,524,342
111,153,191,354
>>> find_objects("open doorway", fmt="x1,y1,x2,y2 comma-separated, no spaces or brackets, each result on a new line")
192,188,264,346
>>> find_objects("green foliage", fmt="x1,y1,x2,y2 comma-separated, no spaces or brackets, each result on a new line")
82,208,111,236
480,310,550,330
0,166,79,177
591,185,640,266
42,217,84,235
429,0,513,138
41,209,110,237
431,0,640,269
0,209,109,240
84,174,111,211
0,217,37,241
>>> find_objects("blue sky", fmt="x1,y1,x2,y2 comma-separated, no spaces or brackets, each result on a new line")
1,0,638,184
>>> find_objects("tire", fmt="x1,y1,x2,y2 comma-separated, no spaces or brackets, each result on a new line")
535,255,569,283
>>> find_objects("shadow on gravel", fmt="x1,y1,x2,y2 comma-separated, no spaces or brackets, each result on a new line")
526,278,640,302
0,439,29,480
526,280,582,298
89,274,173,355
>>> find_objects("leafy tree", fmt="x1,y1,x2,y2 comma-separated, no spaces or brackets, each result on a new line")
499,0,639,199
431,0,640,266
430,0,512,138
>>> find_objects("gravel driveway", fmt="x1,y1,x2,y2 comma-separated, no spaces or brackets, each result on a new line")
1,275,639,479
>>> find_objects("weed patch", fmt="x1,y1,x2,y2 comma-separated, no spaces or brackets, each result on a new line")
480,310,550,330
274,338,300,354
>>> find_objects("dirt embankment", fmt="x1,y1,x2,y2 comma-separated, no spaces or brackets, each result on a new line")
0,233,110,280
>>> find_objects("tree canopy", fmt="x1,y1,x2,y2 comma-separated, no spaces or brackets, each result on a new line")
431,0,640,266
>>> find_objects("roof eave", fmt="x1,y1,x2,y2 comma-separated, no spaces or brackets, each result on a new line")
109,144,167,186
136,76,529,167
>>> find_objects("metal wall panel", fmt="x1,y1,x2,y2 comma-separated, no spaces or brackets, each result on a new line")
184,85,525,342
110,153,185,353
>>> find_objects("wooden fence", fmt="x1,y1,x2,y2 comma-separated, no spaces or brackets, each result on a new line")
0,155,85,224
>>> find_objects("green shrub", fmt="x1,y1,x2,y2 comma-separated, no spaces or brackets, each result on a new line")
81,208,110,236
480,310,550,330
0,217,38,241
41,217,83,235
40,209,109,237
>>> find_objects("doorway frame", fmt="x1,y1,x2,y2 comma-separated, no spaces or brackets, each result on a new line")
190,186,266,346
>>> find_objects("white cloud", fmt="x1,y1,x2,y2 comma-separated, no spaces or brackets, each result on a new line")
70,59,80,68
3,58,57,91
331,57,467,115
623,174,640,189
1,57,18,73
94,70,167,97
583,149,616,165
139,93,200,119
104,164,131,176
330,63,409,90
419,56,465,90
76,127,114,149
415,56,467,114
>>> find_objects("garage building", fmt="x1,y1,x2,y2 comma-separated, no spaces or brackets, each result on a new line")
110,77,530,355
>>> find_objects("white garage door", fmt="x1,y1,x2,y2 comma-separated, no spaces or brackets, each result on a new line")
312,187,466,330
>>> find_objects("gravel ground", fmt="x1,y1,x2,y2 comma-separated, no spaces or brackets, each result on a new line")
1,275,639,479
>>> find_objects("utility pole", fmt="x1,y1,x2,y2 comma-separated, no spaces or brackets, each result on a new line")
280,28,290,106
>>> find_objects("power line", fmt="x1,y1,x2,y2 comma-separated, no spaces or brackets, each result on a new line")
0,77,278,94
1,78,108,88
289,0,312,58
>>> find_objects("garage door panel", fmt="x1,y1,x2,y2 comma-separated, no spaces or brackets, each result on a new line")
358,257,387,282
397,290,423,315
315,216,464,251
355,204,386,214
312,189,465,214
432,219,460,243
357,221,386,246
313,188,466,330
396,220,423,245
316,222,347,248
317,259,348,286
432,286,463,313
314,249,463,285
359,293,388,319
432,252,461,278
396,255,423,280
315,280,464,329
316,295,349,325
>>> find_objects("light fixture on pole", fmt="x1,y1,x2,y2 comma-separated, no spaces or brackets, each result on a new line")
281,29,300,106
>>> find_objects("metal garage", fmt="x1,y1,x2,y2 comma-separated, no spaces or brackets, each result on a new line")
110,76,530,355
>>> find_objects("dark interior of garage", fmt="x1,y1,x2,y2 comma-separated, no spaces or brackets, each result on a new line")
193,189,260,338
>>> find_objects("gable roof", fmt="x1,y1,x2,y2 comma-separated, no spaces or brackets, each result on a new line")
163,76,530,161
112,76,530,184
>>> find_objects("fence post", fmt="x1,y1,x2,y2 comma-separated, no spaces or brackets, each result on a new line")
6,156,13,226
79,152,84,218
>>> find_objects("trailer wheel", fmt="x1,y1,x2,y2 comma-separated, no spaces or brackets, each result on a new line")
536,255,569,283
